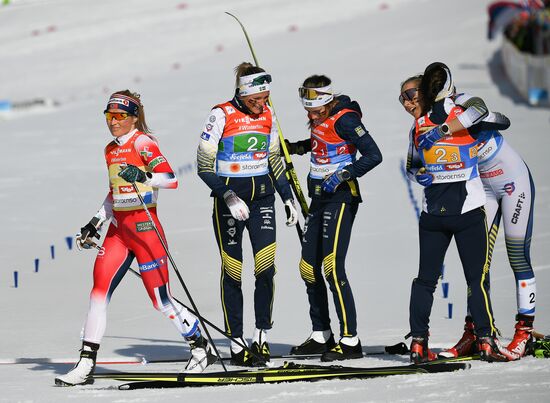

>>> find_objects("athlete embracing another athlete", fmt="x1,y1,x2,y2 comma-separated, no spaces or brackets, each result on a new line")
403,63,520,363
401,66,537,361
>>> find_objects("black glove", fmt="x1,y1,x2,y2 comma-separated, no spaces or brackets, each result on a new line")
118,164,148,183
284,139,310,155
76,217,101,250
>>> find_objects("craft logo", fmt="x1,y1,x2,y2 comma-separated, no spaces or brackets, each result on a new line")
511,192,526,224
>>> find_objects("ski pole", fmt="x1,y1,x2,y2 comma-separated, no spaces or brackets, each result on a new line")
226,12,309,231
130,182,228,372
127,267,268,363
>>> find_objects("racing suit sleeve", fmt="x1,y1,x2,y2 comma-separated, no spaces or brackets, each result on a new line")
454,93,511,131
333,111,382,178
133,134,178,189
196,108,232,198
267,108,293,202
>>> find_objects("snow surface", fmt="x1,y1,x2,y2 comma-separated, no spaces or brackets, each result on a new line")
1,0,549,401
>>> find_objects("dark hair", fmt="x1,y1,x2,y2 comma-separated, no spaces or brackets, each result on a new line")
302,74,331,89
418,62,450,116
400,74,423,91
112,89,151,134
234,62,265,88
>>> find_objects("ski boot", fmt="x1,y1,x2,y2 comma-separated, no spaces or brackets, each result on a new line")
410,336,437,364
507,314,534,357
478,335,519,362
250,341,270,366
290,331,336,355
250,328,270,366
54,341,99,386
230,337,254,367
439,316,477,358
184,333,217,373
321,336,363,362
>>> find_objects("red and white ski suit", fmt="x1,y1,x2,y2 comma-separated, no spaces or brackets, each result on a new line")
83,129,198,344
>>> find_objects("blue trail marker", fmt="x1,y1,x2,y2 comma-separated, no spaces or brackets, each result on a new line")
65,236,73,250
442,282,449,299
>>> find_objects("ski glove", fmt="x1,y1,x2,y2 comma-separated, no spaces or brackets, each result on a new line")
284,139,309,156
416,168,434,187
322,168,352,193
284,199,298,227
76,217,102,250
223,190,250,221
118,164,148,183
417,124,449,150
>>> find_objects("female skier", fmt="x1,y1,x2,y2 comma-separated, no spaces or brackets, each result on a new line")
55,91,214,386
196,63,298,366
286,75,382,362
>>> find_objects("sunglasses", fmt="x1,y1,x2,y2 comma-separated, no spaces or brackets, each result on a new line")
399,88,418,104
299,87,332,100
104,112,131,121
251,74,272,86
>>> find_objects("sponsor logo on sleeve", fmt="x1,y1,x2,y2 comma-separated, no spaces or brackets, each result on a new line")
140,147,153,159
225,106,235,115
206,123,213,131
148,156,166,169
200,132,211,141
209,115,216,123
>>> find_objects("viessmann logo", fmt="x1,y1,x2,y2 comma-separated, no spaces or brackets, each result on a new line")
110,148,131,156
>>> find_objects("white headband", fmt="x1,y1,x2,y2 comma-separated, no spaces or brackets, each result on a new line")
300,85,334,108
238,72,271,97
